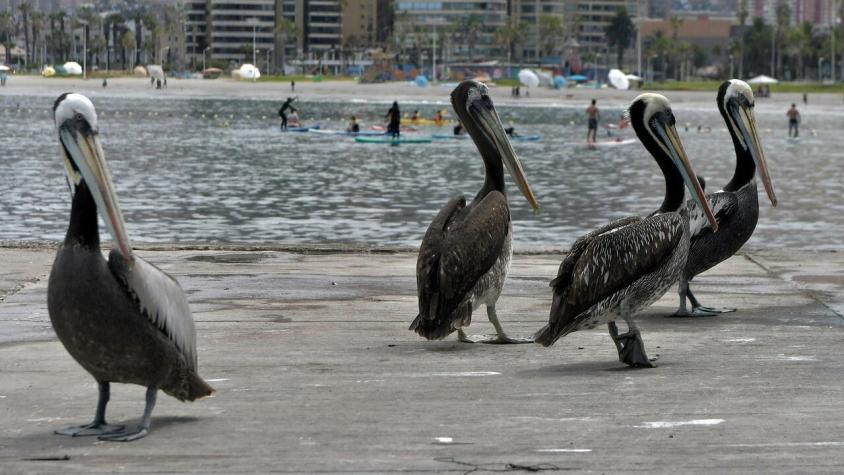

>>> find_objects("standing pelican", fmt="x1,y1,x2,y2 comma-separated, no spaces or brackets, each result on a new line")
534,94,718,367
410,81,540,343
48,93,213,441
671,79,778,316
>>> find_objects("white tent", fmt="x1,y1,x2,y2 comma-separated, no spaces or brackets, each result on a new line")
518,69,539,88
63,61,82,75
147,65,165,80
608,69,629,90
746,74,778,85
237,64,261,80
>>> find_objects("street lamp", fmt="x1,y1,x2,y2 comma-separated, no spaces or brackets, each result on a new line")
246,17,260,82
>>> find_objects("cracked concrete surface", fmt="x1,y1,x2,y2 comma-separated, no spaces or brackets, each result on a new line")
0,246,843,473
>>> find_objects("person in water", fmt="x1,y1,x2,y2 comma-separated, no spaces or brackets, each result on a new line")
347,116,360,133
411,110,421,123
288,110,300,126
787,103,800,137
453,122,465,136
433,110,445,125
586,99,600,143
386,101,401,139
279,97,297,130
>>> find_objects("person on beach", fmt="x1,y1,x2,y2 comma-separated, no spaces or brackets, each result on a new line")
279,97,297,130
586,99,600,143
347,116,360,133
151,77,155,87
102,78,108,88
803,92,808,105
787,103,800,137
291,80,295,92
386,101,401,139
411,110,421,124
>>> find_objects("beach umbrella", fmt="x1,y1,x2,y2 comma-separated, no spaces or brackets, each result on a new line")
41,66,55,77
0,65,10,72
415,75,428,87
133,65,148,77
746,74,778,85
553,76,566,89
63,61,82,75
608,69,630,90
568,74,588,82
536,70,554,87
518,69,540,88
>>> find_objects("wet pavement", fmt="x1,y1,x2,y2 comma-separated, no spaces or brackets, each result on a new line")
1,245,843,473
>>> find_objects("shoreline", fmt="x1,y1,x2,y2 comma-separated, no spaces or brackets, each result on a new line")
2,76,842,113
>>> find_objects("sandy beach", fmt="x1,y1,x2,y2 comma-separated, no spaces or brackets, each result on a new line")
3,76,842,113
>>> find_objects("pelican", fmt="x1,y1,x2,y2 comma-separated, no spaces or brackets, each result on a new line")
48,93,213,441
534,94,718,367
410,80,540,343
671,79,777,316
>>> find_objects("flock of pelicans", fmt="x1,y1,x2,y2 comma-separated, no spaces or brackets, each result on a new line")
45,78,776,441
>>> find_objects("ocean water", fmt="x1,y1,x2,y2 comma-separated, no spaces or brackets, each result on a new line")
1,93,839,250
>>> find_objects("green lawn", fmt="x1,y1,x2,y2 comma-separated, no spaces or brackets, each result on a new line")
645,80,844,93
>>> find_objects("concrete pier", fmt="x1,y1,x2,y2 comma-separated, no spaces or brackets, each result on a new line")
1,245,843,473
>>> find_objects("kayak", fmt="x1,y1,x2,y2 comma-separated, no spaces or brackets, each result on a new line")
309,128,384,136
282,124,320,132
401,118,449,126
355,136,433,144
432,133,541,142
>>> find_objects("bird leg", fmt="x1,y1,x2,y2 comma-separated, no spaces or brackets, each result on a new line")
457,328,476,343
98,386,157,442
667,279,722,317
608,320,657,368
55,381,125,437
480,304,532,344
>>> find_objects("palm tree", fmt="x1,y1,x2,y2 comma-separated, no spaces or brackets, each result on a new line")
129,7,145,65
121,29,136,70
456,14,483,61
31,12,44,67
274,16,297,74
538,15,565,59
605,8,634,68
774,0,791,77
0,11,15,65
737,0,748,77
669,16,684,79
494,18,527,63
18,1,31,65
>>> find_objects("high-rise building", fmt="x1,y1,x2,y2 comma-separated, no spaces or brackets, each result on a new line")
575,0,643,58
393,0,508,61
508,0,570,62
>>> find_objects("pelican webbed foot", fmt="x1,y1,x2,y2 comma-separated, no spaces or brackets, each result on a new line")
55,422,125,437
55,381,125,437
608,321,657,368
668,281,732,317
97,386,157,443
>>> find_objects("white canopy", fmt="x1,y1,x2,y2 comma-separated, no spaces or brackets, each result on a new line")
63,61,82,75
746,74,778,85
536,70,554,87
147,65,165,80
518,69,539,88
608,69,629,90
237,64,261,80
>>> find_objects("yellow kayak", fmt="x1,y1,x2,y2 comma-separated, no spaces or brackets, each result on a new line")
401,117,450,126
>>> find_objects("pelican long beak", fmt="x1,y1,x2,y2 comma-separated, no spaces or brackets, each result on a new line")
59,123,133,261
470,101,540,214
733,104,778,207
655,121,719,232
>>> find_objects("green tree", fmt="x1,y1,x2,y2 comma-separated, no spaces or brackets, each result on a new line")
774,0,791,76
605,8,634,69
0,11,15,65
18,1,31,65
494,17,526,63
120,29,136,69
274,17,298,73
538,15,565,58
669,16,684,78
737,0,748,77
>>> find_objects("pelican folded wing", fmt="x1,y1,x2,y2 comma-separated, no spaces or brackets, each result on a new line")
108,251,197,370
